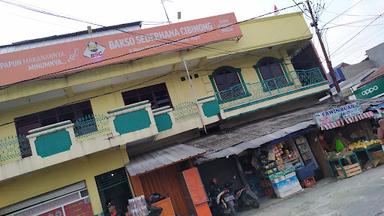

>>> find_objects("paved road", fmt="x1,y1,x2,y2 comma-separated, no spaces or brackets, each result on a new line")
240,165,384,216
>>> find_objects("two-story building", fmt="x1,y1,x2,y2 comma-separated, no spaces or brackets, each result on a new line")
0,12,329,215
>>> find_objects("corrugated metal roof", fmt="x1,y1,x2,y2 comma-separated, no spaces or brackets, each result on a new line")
200,120,315,161
186,104,333,162
126,144,206,176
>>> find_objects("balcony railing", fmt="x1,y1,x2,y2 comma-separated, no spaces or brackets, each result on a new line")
73,114,111,141
216,67,327,110
0,67,326,171
0,136,23,165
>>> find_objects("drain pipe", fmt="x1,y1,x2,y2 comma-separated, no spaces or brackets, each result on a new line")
181,54,208,134
160,3,207,134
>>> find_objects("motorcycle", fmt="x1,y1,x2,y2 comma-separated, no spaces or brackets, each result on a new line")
216,187,237,216
235,187,260,210
208,178,237,216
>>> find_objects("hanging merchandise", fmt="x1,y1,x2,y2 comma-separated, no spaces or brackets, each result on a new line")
335,138,345,153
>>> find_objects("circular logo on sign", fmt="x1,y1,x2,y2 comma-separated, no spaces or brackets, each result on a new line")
361,85,379,96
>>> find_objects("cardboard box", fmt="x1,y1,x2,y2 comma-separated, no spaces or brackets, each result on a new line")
372,151,384,165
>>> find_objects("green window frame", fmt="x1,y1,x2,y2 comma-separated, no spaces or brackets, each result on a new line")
209,66,250,104
253,57,294,92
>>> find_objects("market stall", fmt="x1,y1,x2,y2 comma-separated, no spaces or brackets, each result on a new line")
314,103,383,178
238,132,321,199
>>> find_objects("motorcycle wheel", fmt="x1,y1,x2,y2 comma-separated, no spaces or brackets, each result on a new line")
244,193,260,209
228,200,238,216
251,200,260,209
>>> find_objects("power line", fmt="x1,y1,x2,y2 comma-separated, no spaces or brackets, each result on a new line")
323,10,380,17
330,13,383,57
321,0,364,29
324,17,383,29
330,26,384,62
292,0,312,19
0,52,238,128
0,0,300,87
0,0,232,56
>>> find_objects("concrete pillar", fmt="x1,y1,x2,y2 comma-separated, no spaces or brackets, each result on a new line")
85,175,103,215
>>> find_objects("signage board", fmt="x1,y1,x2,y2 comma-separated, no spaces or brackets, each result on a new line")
314,103,362,126
354,76,384,99
0,13,241,86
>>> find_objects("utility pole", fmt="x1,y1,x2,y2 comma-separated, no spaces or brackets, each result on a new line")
305,0,342,95
160,0,208,133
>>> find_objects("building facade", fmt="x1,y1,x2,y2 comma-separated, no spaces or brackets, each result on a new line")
0,12,329,215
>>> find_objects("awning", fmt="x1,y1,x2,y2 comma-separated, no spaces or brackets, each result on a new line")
126,144,206,176
199,120,316,162
320,111,374,130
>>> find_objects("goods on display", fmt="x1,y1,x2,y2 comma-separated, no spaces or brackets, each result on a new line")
295,136,317,166
349,139,382,151
127,196,149,216
259,141,303,198
271,172,302,198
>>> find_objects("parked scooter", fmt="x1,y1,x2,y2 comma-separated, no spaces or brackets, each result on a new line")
208,178,237,216
216,186,237,216
235,187,260,210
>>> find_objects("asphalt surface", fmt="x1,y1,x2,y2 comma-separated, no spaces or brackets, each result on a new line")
240,165,384,216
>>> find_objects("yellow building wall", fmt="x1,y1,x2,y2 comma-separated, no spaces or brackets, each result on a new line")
0,12,326,212
0,147,128,215
0,12,312,103
0,47,293,140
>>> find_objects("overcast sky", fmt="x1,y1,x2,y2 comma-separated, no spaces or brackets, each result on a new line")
0,0,383,66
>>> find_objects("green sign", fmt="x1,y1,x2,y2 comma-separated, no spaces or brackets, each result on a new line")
354,76,384,99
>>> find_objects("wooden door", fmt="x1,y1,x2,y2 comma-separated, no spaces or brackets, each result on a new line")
140,164,191,216
182,167,212,216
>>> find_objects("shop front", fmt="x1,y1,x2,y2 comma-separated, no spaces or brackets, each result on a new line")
126,144,211,216
235,130,321,200
314,103,383,178
195,122,326,215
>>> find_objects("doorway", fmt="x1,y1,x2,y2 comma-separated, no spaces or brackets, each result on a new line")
95,168,133,214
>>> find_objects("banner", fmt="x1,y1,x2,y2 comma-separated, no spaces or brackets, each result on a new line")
313,103,362,127
0,13,241,86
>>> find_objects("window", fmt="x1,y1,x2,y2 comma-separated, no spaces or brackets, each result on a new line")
14,101,95,157
255,57,289,91
122,83,172,109
211,66,247,102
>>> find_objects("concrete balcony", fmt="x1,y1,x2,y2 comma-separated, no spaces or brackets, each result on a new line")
215,67,329,119
0,101,160,181
0,98,224,181
107,101,158,145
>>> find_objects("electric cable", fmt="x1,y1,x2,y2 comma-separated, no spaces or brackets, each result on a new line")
321,0,364,29
330,13,383,57
0,0,300,87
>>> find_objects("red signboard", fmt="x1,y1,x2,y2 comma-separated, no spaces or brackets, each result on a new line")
0,13,241,86
64,199,93,216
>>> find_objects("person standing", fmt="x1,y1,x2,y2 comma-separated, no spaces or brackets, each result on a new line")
106,201,124,216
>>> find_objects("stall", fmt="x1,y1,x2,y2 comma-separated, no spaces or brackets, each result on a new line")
314,103,382,178
237,132,321,199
